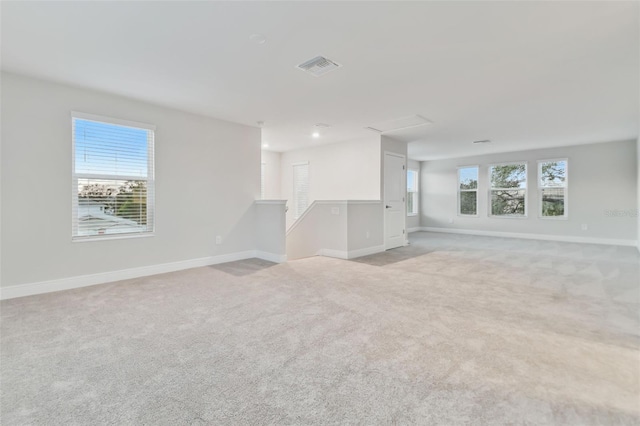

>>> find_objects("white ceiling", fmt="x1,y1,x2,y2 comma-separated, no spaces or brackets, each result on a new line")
2,1,638,160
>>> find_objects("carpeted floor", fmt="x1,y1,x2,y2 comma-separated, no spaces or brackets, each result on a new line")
2,232,639,425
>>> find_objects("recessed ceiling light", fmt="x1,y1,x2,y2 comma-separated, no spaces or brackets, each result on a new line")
249,34,267,45
262,143,269,148
312,132,320,138
472,139,491,144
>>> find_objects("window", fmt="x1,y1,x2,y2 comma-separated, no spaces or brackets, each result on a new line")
292,162,309,219
72,112,155,240
407,169,418,216
458,166,478,215
261,162,266,199
489,162,527,217
538,159,568,218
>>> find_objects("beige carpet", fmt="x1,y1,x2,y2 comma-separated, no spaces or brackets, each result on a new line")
2,232,639,424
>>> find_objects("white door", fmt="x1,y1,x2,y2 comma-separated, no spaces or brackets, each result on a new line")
384,152,406,250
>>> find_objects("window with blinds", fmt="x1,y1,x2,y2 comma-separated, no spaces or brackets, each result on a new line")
72,112,155,240
292,163,309,220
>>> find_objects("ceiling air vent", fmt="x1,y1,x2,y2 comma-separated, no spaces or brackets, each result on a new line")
296,56,342,77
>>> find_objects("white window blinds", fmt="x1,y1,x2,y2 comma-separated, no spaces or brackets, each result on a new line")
72,112,155,240
292,163,309,219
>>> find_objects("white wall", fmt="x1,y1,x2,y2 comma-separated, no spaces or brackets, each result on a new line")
407,159,421,230
1,72,261,287
255,201,287,261
286,200,383,260
280,136,380,227
347,201,384,252
637,136,640,250
420,140,638,244
261,150,281,199
286,201,348,260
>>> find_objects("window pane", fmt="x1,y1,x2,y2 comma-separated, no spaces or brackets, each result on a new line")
541,188,565,216
490,164,526,189
293,164,309,219
540,160,567,187
74,119,150,177
459,167,478,190
407,191,414,214
460,191,477,215
407,170,417,192
491,189,526,216
77,178,148,236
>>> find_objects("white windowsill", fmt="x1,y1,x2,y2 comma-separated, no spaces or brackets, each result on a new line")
539,215,568,220
489,215,528,220
72,232,155,243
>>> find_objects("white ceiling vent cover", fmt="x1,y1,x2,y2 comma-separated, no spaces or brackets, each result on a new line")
297,56,342,77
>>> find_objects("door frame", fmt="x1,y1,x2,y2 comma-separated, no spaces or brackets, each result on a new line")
383,151,407,250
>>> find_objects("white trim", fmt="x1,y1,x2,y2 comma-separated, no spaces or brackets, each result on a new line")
407,227,421,233
347,244,385,259
537,158,569,219
488,161,528,218
72,232,155,243
255,199,287,205
457,165,479,217
255,251,287,263
383,151,407,251
316,244,385,260
71,111,156,131
0,250,286,300
315,200,349,205
316,248,348,259
418,227,638,247
347,200,381,205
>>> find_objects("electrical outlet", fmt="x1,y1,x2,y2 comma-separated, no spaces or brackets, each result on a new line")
581,224,588,231
448,218,454,224
331,207,339,215
215,235,222,244
366,231,370,239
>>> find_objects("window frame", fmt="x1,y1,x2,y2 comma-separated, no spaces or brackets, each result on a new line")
292,161,310,220
457,165,479,217
261,162,266,200
537,158,568,220
406,168,419,217
71,111,156,242
488,161,528,219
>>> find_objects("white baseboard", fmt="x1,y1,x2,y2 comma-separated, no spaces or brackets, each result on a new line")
0,249,287,301
347,244,385,259
317,244,385,260
419,227,638,247
316,248,348,259
255,251,287,263
407,227,421,233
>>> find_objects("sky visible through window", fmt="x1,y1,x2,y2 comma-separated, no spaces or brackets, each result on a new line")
407,170,418,192
459,167,478,188
74,119,148,177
